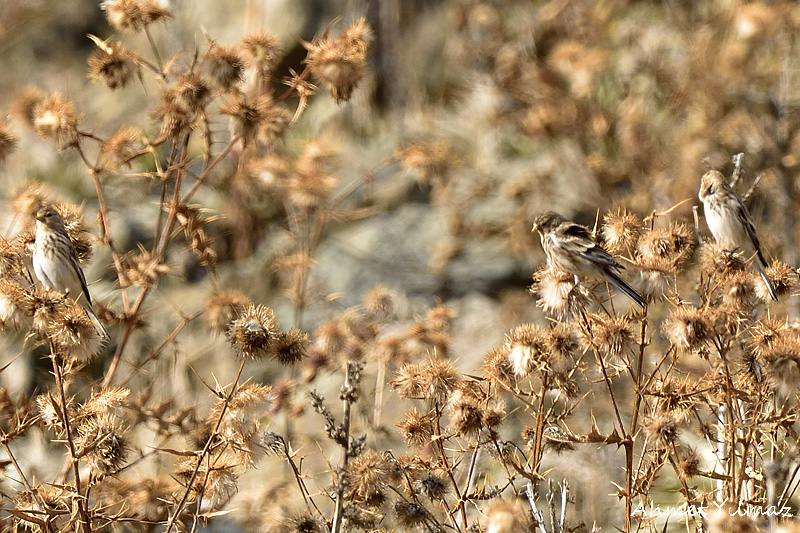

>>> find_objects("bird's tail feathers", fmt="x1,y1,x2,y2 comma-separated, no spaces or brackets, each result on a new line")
605,271,646,309
86,306,108,338
754,256,778,302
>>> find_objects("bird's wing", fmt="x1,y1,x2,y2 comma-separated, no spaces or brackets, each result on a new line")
557,223,623,269
69,251,93,306
736,202,763,257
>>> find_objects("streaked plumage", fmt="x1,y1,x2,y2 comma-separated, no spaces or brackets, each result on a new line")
33,206,107,336
698,170,778,302
532,211,645,308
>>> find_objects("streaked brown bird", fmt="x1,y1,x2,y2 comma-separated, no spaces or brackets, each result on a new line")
33,206,107,336
698,170,778,302
532,211,645,308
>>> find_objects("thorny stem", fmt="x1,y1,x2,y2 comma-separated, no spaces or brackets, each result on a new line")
625,310,648,531
116,310,202,387
433,402,467,530
164,356,248,533
1,435,45,513
74,142,130,312
281,438,325,518
331,362,358,533
103,134,195,388
530,371,550,492
144,26,164,76
289,156,395,331
49,349,92,533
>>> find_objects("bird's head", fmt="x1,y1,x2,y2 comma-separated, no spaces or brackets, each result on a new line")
698,170,728,202
35,206,65,230
532,211,565,235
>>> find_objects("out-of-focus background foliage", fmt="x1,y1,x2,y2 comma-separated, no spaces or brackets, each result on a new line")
2,0,800,529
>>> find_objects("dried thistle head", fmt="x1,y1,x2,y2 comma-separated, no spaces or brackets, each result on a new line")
152,87,194,139
484,500,529,533
392,358,460,403
637,222,694,269
635,259,675,303
642,411,679,448
0,280,31,329
215,384,274,452
119,246,169,288
243,31,282,71
76,414,128,474
362,284,395,318
314,320,347,355
250,154,292,190
48,301,104,361
419,357,461,404
761,335,800,397
414,472,449,501
290,138,340,210
202,42,246,91
304,18,372,103
14,486,71,530
101,0,170,33
504,324,549,377
602,209,642,254
448,388,483,436
205,290,252,333
546,323,579,373
749,316,788,358
32,93,80,146
706,505,760,533
282,514,326,533
758,261,795,302
10,182,50,221
425,304,454,333
0,121,18,164
53,203,94,262
397,407,433,448
269,328,308,365
100,127,142,170
396,140,458,186
27,288,69,335
88,39,138,90
12,87,46,128
302,346,329,383
0,234,28,281
79,388,130,419
345,449,390,507
175,459,239,513
586,313,635,357
394,499,428,528
482,346,516,389
674,447,701,481
226,304,278,359
531,266,590,317
664,305,713,352
221,93,289,146
37,392,73,434
700,241,746,276
719,270,757,310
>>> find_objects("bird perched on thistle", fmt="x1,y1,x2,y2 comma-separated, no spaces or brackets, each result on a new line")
33,206,107,336
698,170,778,302
532,211,645,308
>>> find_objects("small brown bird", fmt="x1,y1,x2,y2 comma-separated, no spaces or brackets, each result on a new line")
33,206,107,336
532,211,645,308
698,170,778,302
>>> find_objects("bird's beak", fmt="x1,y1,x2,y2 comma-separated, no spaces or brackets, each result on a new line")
531,223,538,233
35,213,45,222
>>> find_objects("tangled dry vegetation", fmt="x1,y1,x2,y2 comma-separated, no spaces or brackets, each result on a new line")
4,1,800,532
